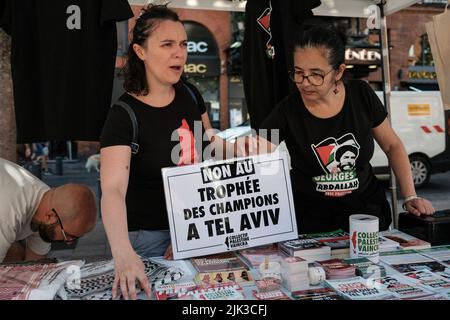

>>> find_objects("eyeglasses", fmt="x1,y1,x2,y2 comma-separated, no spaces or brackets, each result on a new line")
52,208,79,243
288,68,334,86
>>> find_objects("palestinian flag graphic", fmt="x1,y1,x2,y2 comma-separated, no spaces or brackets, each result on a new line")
257,7,272,35
256,4,275,59
311,133,361,174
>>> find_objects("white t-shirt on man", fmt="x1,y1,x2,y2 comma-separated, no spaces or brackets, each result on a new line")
0,158,51,262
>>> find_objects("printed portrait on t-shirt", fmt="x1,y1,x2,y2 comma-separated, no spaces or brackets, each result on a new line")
311,133,361,197
335,145,358,172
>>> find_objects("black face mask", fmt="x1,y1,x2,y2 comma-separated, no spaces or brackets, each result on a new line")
30,220,58,243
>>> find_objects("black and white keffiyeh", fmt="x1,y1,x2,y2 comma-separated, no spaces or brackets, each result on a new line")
63,258,183,300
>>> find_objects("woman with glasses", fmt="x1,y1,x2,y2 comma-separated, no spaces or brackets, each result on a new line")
255,26,435,234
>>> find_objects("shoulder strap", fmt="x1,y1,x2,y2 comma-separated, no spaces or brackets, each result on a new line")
182,82,199,108
114,101,140,155
113,84,197,156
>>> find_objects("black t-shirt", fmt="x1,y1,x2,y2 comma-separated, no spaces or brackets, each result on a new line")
0,0,133,142
243,0,321,130
100,82,207,231
261,80,391,232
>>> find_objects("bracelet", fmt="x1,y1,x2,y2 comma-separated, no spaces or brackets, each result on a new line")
402,195,420,210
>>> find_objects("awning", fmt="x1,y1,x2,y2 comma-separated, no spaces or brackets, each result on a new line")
127,0,420,17
313,0,420,17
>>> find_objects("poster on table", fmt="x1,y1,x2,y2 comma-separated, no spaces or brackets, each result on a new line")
162,151,298,260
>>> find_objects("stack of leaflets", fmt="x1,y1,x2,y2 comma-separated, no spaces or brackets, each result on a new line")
380,250,447,273
154,282,198,300
306,229,350,259
280,255,309,274
280,255,309,291
402,270,450,294
252,289,291,300
155,283,246,300
255,278,282,293
190,252,254,287
381,230,431,250
291,287,344,300
317,258,356,280
325,277,395,300
417,246,450,269
344,257,387,279
237,244,282,269
379,235,400,252
192,284,245,300
279,235,331,261
369,274,436,300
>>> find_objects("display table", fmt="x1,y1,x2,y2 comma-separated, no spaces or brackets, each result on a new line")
1,232,449,300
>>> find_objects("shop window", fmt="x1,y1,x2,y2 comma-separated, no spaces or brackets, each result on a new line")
226,13,245,76
406,33,439,91
228,76,248,127
408,33,434,67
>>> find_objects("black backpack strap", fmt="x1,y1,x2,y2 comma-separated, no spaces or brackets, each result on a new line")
114,101,140,155
182,82,199,109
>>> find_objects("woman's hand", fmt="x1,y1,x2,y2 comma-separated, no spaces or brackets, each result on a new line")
163,244,173,260
112,250,151,300
403,197,435,216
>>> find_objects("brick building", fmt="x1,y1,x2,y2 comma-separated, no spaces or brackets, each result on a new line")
384,3,444,90
342,2,444,90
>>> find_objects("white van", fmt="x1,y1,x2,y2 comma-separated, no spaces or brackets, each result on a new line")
372,91,450,187
218,91,450,188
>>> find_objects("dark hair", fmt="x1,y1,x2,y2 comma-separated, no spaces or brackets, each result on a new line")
123,4,181,96
294,26,347,70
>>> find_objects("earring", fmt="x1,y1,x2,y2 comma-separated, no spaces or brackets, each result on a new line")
333,81,339,95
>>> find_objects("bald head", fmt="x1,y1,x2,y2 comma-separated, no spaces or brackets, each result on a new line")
51,184,98,237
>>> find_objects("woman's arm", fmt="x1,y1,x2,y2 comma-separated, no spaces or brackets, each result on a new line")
100,146,151,300
372,118,435,216
201,112,238,159
201,113,278,158
100,146,132,255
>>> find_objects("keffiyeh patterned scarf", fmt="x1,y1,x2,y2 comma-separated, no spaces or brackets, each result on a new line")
63,258,183,300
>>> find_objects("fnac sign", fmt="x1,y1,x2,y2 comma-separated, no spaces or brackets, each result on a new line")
183,21,220,77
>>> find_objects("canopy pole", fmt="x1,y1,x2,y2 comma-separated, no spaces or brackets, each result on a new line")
378,0,398,229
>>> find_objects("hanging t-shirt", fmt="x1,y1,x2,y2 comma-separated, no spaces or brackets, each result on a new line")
100,82,207,231
242,0,321,130
0,158,51,262
0,0,133,143
260,80,391,232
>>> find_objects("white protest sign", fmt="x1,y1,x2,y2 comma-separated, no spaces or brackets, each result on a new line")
162,151,298,260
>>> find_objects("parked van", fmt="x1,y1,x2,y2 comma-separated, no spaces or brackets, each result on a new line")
372,91,450,188
218,91,450,188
